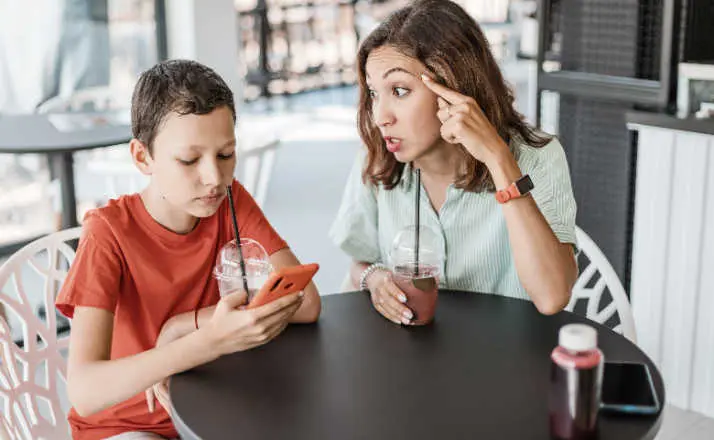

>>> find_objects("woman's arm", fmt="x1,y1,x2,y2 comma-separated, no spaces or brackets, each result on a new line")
350,261,369,290
487,154,577,314
422,75,577,314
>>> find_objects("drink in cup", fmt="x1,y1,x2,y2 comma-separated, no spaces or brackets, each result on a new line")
392,263,440,325
214,238,272,302
390,225,443,325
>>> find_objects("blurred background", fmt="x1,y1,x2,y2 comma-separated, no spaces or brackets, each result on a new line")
1,1,713,435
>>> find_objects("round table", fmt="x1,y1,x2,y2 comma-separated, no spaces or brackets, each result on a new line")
0,112,131,229
171,291,665,439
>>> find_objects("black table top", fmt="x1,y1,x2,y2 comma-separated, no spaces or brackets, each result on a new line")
171,291,664,440
0,112,131,154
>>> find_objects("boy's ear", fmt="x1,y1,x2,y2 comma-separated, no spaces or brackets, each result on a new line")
130,139,153,176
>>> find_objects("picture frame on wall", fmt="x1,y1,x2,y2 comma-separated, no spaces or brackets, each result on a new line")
677,63,714,119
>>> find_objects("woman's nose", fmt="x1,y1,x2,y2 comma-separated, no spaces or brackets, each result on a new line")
373,99,396,127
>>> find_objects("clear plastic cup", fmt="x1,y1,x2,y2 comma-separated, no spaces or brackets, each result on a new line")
389,225,443,325
214,238,273,302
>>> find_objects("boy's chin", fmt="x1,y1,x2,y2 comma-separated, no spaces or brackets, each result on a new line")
187,204,222,218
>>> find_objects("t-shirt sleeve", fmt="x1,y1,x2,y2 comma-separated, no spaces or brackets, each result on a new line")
519,137,578,246
55,213,123,319
232,180,288,255
328,152,381,263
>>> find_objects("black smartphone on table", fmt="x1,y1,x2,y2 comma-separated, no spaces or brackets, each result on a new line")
600,361,660,415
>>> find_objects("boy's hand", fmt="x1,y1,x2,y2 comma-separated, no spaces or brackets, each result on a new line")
202,290,304,357
367,270,414,325
146,317,186,414
146,377,171,415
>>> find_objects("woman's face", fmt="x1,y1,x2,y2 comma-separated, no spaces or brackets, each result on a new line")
364,46,445,163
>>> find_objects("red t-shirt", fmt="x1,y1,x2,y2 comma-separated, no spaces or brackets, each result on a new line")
56,180,287,440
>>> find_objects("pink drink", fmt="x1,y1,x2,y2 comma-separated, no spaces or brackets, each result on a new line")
392,264,439,325
549,325,603,440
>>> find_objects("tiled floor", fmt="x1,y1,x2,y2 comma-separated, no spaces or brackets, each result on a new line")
656,405,714,440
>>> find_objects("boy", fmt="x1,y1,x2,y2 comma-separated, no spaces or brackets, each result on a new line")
56,59,321,440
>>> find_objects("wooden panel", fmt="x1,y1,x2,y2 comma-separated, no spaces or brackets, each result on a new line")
660,132,709,409
630,126,714,417
691,136,714,416
630,128,675,364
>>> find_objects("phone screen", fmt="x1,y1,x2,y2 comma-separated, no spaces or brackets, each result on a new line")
602,362,658,409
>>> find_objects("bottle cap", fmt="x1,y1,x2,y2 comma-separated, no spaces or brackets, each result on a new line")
559,324,598,352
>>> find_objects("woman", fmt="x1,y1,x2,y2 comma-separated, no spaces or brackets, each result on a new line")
330,0,577,325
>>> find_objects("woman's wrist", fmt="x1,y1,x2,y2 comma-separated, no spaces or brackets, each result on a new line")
365,267,390,291
486,150,522,189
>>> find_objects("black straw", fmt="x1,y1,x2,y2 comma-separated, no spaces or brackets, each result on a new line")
226,185,250,295
414,169,421,277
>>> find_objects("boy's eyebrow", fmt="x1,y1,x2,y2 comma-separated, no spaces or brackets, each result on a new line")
184,140,236,151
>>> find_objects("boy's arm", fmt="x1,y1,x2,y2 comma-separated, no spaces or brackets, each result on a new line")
67,290,304,417
155,246,320,342
270,248,321,323
67,307,217,417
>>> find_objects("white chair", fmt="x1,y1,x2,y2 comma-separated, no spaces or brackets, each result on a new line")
35,86,125,114
236,139,280,208
566,226,637,343
0,227,82,440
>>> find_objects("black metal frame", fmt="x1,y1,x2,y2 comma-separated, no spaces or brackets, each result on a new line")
155,0,169,62
534,0,684,292
535,0,681,124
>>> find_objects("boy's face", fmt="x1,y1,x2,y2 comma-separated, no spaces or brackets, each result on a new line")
142,106,237,219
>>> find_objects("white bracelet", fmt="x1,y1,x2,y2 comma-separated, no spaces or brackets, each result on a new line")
359,263,388,291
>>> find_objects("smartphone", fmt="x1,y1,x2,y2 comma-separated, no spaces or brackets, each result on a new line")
247,263,319,309
600,361,660,415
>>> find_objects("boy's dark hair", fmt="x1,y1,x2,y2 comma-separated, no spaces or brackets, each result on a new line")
131,59,236,153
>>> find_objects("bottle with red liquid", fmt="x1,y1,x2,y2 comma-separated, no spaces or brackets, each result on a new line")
549,324,604,440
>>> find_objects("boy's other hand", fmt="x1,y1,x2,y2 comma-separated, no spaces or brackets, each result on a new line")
146,377,171,415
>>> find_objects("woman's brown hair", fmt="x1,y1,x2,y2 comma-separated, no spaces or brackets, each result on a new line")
357,0,551,192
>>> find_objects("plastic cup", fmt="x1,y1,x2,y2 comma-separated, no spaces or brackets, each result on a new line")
214,238,272,302
389,225,443,325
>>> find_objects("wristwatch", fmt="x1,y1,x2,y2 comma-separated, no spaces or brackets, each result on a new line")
495,174,534,204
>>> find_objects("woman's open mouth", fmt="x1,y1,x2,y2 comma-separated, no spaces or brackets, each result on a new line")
385,137,402,153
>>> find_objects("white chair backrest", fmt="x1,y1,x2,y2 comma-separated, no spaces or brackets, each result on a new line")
236,139,280,208
567,226,637,343
0,227,82,440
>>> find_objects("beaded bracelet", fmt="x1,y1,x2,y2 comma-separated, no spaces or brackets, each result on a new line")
359,263,388,291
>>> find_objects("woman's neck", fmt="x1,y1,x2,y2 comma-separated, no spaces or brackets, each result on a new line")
140,184,199,234
413,143,461,183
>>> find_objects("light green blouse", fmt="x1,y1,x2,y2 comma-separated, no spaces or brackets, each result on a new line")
329,138,577,301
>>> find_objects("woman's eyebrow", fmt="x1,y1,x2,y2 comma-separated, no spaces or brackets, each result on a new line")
382,67,417,79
